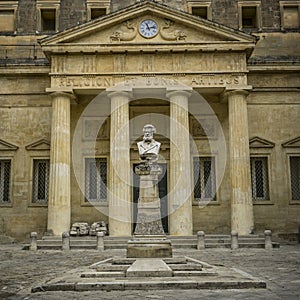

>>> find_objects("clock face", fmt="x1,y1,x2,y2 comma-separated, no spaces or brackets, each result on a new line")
139,19,158,38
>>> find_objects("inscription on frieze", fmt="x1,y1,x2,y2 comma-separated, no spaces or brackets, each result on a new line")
51,74,246,89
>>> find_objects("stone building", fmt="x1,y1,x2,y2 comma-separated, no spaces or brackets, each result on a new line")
0,0,299,240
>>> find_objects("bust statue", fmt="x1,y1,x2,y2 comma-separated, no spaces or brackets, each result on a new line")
137,124,161,163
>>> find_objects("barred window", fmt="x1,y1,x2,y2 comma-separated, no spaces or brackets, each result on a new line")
85,158,107,202
193,157,216,201
0,160,11,203
290,156,300,200
250,157,270,201
32,159,50,203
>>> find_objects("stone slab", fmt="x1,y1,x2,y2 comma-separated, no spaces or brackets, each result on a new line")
81,271,125,278
126,258,173,277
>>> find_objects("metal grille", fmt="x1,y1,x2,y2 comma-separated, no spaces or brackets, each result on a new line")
290,156,300,200
32,159,50,203
0,160,11,203
250,157,269,200
193,157,216,201
85,158,107,202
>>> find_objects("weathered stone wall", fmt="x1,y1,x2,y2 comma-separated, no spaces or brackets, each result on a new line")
17,0,36,34
59,0,87,31
211,0,239,29
261,0,281,30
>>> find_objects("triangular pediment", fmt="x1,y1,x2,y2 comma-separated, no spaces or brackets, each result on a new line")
249,137,275,148
25,139,50,151
282,137,300,148
40,0,256,51
0,139,19,151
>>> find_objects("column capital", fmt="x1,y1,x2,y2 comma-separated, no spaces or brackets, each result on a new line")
46,88,77,102
106,90,133,100
166,88,193,100
222,89,251,102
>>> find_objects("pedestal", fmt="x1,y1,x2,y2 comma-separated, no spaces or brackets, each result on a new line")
127,163,172,258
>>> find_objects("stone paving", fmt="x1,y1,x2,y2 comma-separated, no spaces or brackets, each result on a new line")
0,243,299,299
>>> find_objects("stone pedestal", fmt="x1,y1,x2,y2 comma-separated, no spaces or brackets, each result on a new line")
127,164,172,258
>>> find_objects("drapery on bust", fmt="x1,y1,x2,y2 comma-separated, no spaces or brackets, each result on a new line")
137,124,161,163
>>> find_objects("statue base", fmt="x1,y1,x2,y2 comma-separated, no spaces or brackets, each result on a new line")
127,235,172,258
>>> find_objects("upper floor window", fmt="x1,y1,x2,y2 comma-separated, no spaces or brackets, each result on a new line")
0,160,11,203
193,156,216,202
87,0,110,21
36,1,60,33
280,2,300,29
250,157,270,201
290,156,300,201
238,2,261,30
85,157,107,202
41,9,56,32
187,1,212,20
0,10,15,32
32,159,50,204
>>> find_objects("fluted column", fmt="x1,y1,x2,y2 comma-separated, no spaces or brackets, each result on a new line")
47,92,73,236
228,90,254,235
108,91,132,236
167,89,193,236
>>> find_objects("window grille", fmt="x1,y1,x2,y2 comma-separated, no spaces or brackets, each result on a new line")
0,160,11,203
193,157,216,201
32,159,50,203
250,157,269,200
290,156,300,200
85,158,107,202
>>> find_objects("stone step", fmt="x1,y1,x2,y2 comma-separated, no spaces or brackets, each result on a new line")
173,270,218,277
170,264,202,271
96,264,130,271
81,271,125,278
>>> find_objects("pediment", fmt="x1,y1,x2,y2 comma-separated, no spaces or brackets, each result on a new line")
249,137,275,148
0,139,19,151
40,0,256,51
25,139,50,151
282,137,300,148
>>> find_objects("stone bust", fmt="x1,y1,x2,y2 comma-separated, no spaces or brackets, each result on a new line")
137,124,161,163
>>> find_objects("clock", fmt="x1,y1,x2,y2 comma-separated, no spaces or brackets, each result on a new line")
139,19,159,38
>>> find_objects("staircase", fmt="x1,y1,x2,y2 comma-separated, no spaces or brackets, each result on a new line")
23,234,279,250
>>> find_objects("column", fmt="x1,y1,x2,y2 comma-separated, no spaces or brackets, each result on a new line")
167,89,193,236
47,92,73,236
228,90,254,235
108,91,132,236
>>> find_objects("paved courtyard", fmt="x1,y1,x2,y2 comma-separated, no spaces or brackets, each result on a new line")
0,243,299,300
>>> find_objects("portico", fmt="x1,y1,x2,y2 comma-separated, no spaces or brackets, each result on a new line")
41,1,257,237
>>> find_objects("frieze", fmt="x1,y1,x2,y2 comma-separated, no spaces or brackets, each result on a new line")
51,73,247,89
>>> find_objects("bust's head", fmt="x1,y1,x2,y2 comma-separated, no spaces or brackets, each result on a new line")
143,124,156,141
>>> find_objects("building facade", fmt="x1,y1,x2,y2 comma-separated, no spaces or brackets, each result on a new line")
0,0,299,240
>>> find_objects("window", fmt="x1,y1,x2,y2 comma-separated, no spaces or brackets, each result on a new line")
187,1,212,20
192,6,208,19
41,8,56,32
290,156,300,200
0,160,11,203
282,5,300,28
250,157,270,201
238,2,261,30
193,157,216,201
242,6,257,28
0,10,15,32
85,158,107,202
32,159,50,203
90,7,107,19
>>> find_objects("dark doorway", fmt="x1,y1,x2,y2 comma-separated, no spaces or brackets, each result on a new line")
133,163,168,234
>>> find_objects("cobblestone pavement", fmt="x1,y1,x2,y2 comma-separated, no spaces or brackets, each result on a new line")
0,243,299,300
